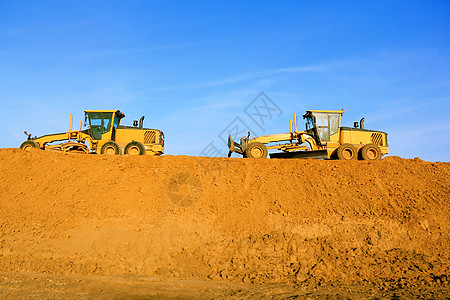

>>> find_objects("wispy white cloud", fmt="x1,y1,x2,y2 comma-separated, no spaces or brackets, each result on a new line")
366,96,450,123
148,63,332,92
388,121,450,161
0,21,92,37
415,79,450,93
80,40,228,59
156,85,275,154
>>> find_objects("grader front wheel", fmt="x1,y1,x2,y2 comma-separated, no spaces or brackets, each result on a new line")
245,142,268,159
20,141,40,151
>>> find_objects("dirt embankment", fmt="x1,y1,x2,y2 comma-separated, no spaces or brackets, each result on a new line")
0,148,448,289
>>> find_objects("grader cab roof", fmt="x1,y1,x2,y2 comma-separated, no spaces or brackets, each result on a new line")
84,110,125,117
305,109,344,114
84,110,121,112
303,109,345,122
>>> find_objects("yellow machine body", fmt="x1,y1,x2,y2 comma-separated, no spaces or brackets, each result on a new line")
228,109,388,160
20,110,164,156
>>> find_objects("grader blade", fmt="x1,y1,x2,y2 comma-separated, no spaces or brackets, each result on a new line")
227,135,244,157
270,150,328,159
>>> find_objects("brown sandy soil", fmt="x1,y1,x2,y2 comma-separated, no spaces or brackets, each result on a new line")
0,272,448,299
0,148,449,298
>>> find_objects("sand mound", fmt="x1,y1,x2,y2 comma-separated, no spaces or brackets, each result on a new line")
0,148,448,288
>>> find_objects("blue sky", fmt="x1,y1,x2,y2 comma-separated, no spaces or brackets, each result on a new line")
1,0,449,161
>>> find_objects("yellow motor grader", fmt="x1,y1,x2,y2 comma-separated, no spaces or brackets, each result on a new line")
228,109,388,160
20,110,164,155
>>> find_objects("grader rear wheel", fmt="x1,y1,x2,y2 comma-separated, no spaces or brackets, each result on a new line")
359,143,382,160
101,142,122,155
336,143,357,160
124,141,146,155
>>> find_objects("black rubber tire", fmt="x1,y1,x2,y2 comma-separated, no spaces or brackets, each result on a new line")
101,141,122,155
245,142,268,159
20,140,40,150
336,143,357,160
124,141,146,155
359,143,382,160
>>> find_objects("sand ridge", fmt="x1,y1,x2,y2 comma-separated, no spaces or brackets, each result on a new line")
0,148,448,290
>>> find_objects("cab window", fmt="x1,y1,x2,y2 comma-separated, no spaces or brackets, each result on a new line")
102,113,112,134
312,112,340,142
305,116,315,130
87,112,114,140
113,113,120,130
329,113,339,135
314,113,330,141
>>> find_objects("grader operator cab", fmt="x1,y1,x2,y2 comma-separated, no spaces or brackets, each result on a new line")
228,109,388,160
20,110,164,156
